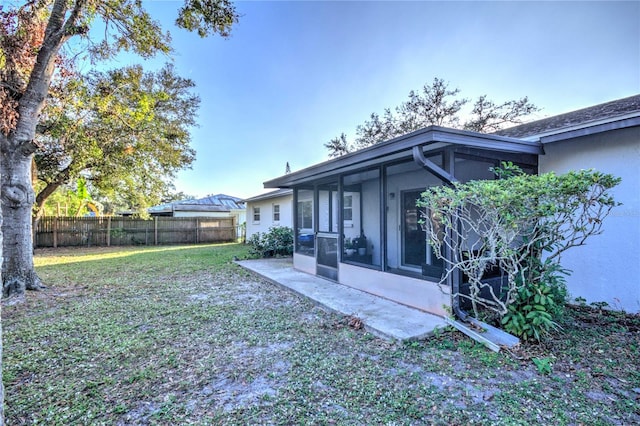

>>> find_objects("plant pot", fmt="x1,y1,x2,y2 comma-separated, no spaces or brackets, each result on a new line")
346,249,356,256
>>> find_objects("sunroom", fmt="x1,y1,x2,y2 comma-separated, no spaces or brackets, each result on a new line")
264,126,543,317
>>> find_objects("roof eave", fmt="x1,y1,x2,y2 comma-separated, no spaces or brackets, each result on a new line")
265,126,542,188
540,116,640,144
243,189,294,203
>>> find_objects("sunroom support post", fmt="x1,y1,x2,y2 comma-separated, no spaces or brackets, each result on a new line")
293,188,299,252
380,165,387,272
338,178,343,259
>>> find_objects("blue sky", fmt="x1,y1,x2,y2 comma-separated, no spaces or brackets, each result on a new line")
125,1,639,199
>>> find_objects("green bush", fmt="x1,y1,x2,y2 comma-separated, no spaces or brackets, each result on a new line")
502,260,568,341
247,226,293,258
420,162,619,342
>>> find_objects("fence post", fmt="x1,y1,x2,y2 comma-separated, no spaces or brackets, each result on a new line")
33,218,37,249
154,217,158,245
106,216,111,247
53,217,58,248
195,217,199,244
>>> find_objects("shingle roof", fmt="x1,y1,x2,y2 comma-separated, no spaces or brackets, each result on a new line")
495,94,640,139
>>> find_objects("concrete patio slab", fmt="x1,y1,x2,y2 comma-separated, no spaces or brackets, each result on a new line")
236,257,447,342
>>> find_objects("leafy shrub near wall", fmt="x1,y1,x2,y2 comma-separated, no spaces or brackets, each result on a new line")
420,163,620,341
501,259,569,341
247,226,294,258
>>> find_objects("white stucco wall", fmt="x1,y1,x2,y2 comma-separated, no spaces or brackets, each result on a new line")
245,195,293,239
294,252,316,275
338,262,451,316
539,127,640,313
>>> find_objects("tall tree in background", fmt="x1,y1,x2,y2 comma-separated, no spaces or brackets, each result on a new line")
325,78,539,157
324,133,351,158
34,64,199,219
0,0,239,298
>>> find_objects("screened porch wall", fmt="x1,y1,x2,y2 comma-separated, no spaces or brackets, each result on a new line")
342,168,381,267
291,148,534,280
384,159,444,274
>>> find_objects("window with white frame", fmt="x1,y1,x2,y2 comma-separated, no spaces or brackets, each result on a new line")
343,194,353,221
295,189,315,256
273,204,280,222
253,206,260,223
298,200,312,229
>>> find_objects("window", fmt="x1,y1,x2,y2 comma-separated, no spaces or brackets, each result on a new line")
298,200,312,228
253,206,260,222
343,195,353,221
273,204,280,222
295,189,314,255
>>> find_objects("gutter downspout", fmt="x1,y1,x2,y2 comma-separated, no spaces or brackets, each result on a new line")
411,146,469,322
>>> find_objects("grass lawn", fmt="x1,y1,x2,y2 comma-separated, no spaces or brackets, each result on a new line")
3,243,639,425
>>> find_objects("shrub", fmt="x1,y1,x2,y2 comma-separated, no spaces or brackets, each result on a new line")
420,163,620,341
247,226,293,258
501,259,568,341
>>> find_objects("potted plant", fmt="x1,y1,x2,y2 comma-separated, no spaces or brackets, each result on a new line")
344,238,356,256
354,233,367,256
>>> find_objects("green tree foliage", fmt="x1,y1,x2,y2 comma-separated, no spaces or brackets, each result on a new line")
0,0,239,299
418,163,620,341
324,133,351,158
34,64,199,217
176,0,238,38
325,78,539,157
34,181,93,217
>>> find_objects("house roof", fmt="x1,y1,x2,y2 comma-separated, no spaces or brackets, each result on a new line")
149,194,245,214
243,189,293,203
495,94,640,142
265,125,543,188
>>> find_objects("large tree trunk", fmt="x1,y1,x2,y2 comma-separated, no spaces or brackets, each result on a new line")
0,162,4,424
1,139,43,297
0,1,74,298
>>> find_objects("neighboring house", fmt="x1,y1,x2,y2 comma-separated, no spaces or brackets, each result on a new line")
244,189,293,239
262,95,640,316
148,194,246,225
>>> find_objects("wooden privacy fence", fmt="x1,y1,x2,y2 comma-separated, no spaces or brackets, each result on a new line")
35,216,240,248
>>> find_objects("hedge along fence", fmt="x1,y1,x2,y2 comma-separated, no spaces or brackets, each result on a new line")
35,216,240,248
